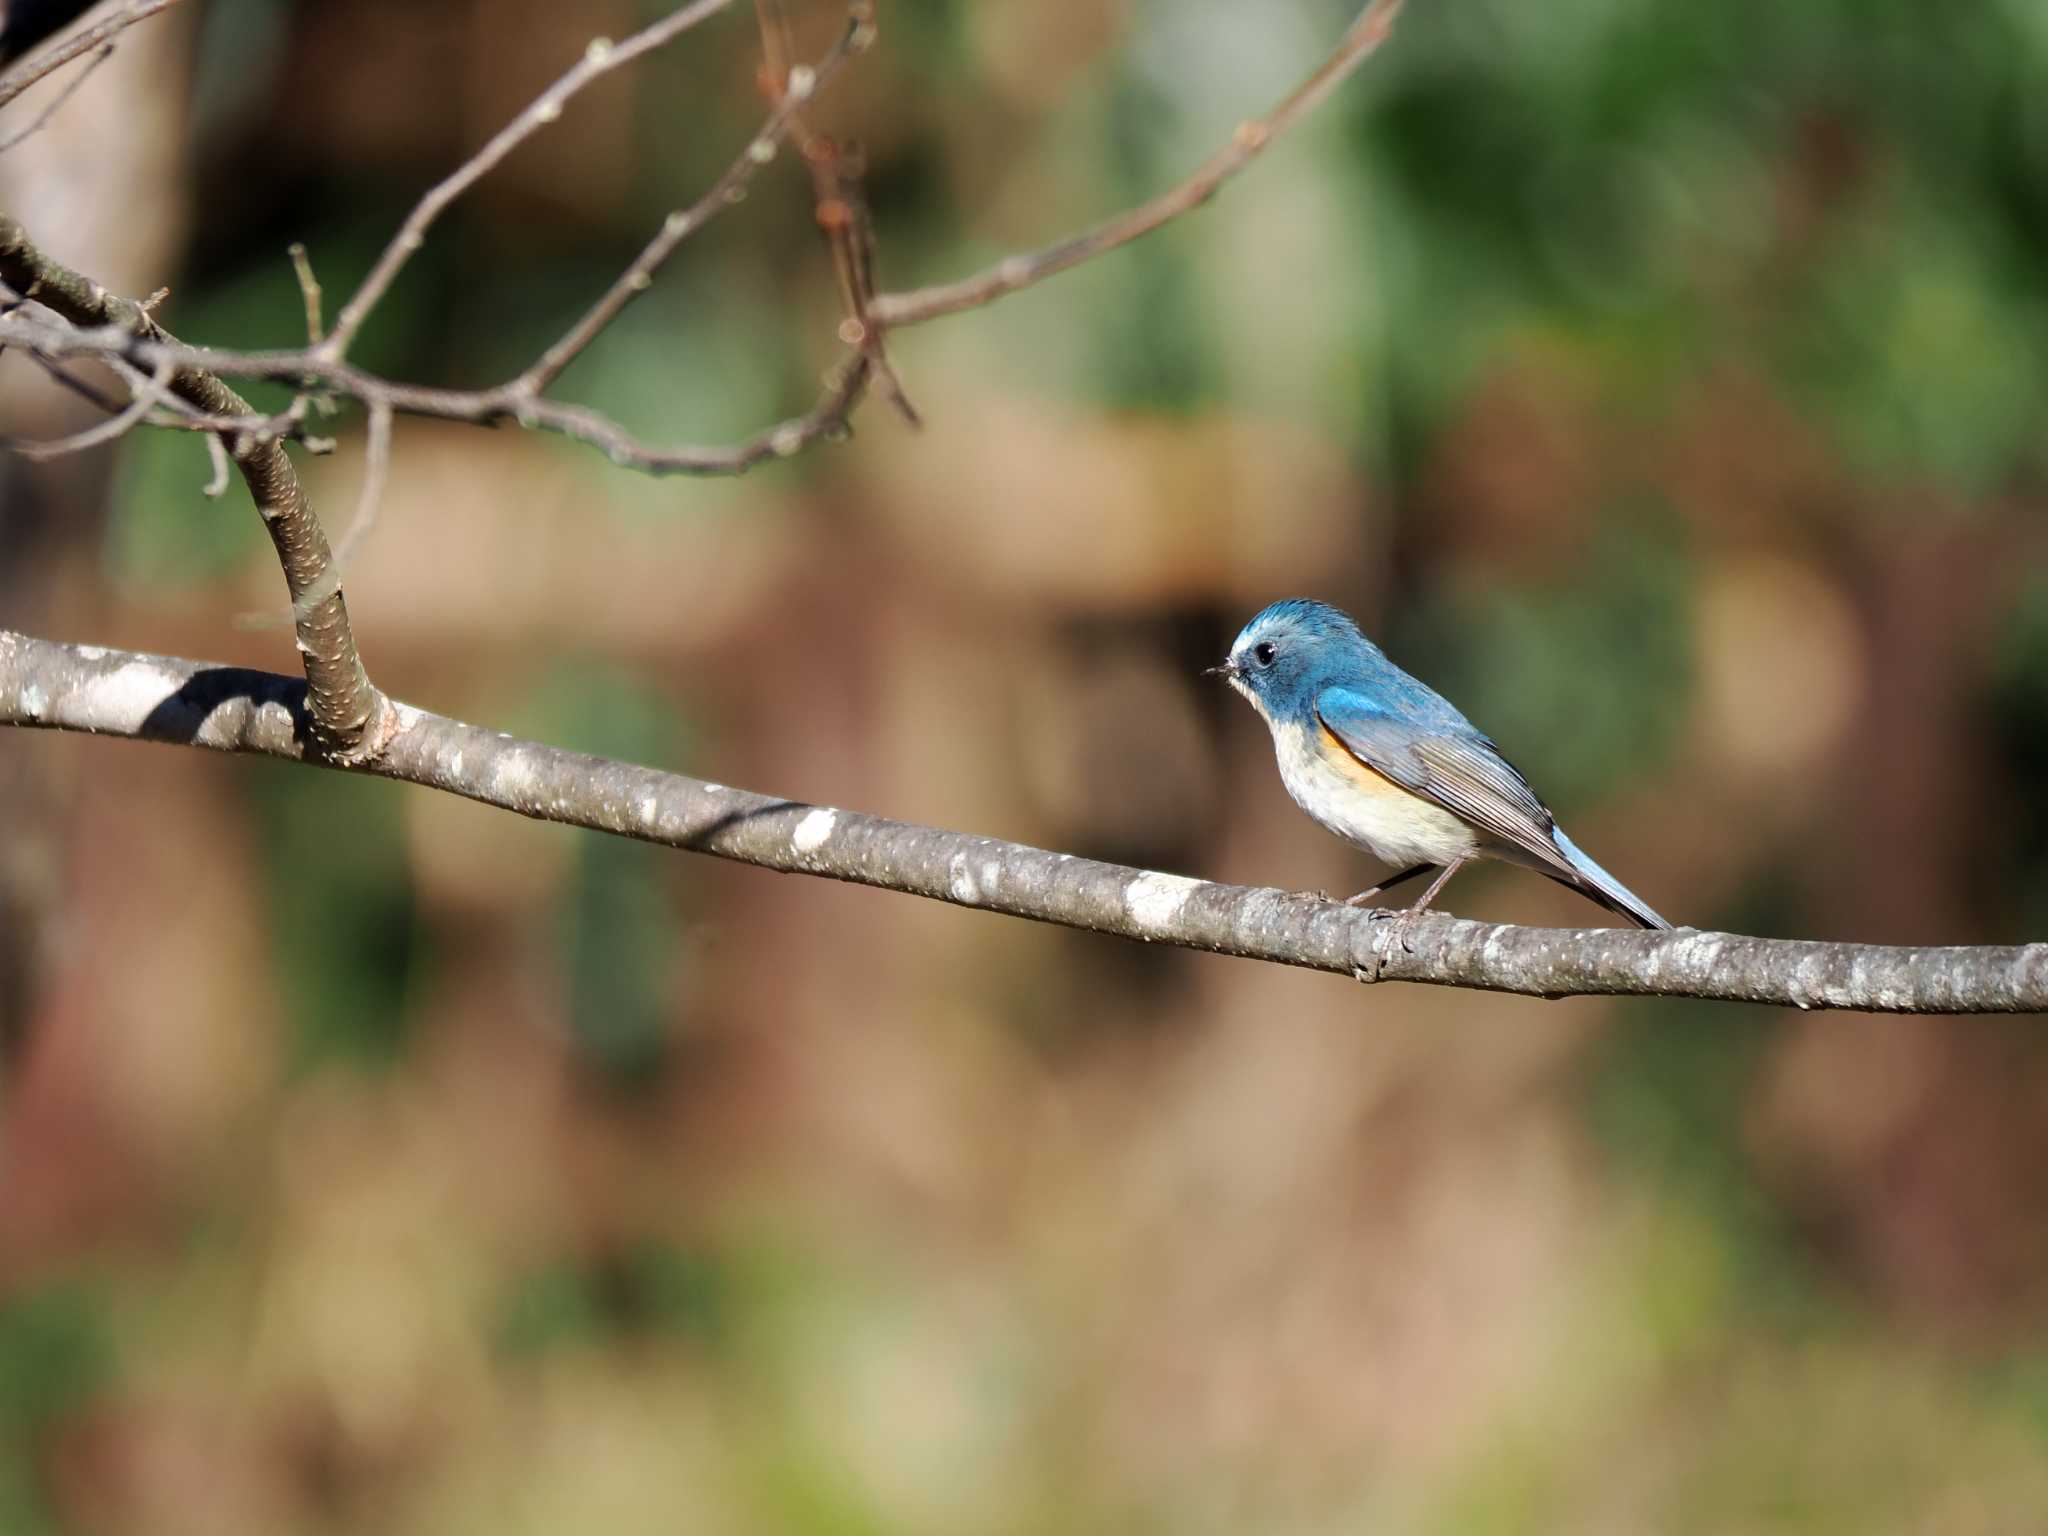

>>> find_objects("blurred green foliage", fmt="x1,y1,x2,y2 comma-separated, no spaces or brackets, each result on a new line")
0,1283,113,1535
519,662,693,1084
1393,511,1692,805
499,1240,731,1357
254,764,419,1070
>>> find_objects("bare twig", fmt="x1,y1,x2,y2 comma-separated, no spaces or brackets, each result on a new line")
8,353,171,459
508,3,874,396
12,345,127,412
0,0,1400,479
3,629,2041,1014
0,0,185,113
287,242,323,343
323,0,752,364
756,0,916,424
0,0,882,475
335,399,392,572
202,430,230,496
869,0,1405,327
0,303,873,474
0,39,109,151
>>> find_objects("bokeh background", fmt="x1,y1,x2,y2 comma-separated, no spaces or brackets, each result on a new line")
3,0,2048,1530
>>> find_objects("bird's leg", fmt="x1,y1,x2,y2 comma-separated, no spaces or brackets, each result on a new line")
1343,863,1432,907
1378,853,1471,957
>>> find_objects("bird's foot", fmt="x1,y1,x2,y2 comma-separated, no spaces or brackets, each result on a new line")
1345,906,1410,983
1376,908,1422,960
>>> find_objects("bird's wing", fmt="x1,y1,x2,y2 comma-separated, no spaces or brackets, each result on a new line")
1313,685,1576,878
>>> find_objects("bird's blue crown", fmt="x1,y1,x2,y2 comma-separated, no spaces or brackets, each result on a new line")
1228,598,1383,709
1234,598,1370,652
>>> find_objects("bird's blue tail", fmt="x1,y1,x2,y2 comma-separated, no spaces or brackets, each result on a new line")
1552,830,1670,930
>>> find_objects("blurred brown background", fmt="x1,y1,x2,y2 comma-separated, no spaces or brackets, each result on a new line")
3,0,2047,1530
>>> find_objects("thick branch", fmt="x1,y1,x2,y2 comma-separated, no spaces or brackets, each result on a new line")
0,214,387,758
4,630,2040,1014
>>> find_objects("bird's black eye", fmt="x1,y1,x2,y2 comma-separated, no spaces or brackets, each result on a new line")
1252,642,1278,668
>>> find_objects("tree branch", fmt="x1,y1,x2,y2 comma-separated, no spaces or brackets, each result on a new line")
0,0,1403,477
868,0,1404,328
0,37,109,151
0,214,388,760
4,630,2039,1014
0,0,184,110
320,0,737,360
0,0,881,475
0,303,872,474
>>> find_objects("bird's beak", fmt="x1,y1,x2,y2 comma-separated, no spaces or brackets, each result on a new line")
1204,659,1238,680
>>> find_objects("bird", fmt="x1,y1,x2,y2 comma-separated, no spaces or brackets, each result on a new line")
1210,598,1670,930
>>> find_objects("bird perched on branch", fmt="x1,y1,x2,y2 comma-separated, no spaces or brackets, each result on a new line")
1212,598,1669,930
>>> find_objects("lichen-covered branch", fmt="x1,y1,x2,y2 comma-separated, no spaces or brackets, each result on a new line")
5,631,2040,1014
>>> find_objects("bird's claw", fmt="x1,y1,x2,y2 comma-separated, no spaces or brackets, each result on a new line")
1374,911,1421,959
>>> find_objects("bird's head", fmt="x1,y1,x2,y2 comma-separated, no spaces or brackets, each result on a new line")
1207,598,1369,720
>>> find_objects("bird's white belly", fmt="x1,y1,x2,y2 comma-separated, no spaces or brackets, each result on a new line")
1271,719,1476,868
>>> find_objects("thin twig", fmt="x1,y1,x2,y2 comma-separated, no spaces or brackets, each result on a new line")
3,629,2042,1014
0,40,110,151
202,431,230,496
0,0,1402,479
756,0,916,424
8,354,172,459
508,4,875,396
321,0,742,361
0,0,186,113
869,0,1405,327
334,399,392,574
0,305,873,475
13,346,127,413
287,242,323,343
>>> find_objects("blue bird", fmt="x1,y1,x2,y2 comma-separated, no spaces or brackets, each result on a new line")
1211,599,1670,929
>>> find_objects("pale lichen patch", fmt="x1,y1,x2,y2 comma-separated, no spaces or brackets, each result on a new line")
490,751,537,798
83,661,179,732
1125,871,1201,932
792,808,836,854
949,852,981,905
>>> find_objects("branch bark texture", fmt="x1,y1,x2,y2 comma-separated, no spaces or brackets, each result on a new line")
4,631,2040,1015
0,214,387,759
